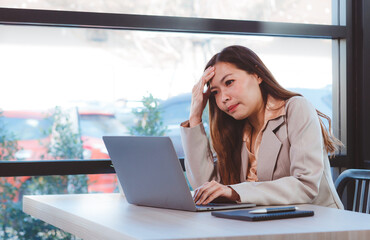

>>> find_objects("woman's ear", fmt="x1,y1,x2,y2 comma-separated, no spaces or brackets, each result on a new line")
253,73,263,84
257,76,262,84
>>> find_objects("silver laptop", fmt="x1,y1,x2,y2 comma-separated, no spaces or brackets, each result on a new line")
103,136,255,212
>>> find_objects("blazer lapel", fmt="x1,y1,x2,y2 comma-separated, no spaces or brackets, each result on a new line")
240,142,249,182
257,116,285,181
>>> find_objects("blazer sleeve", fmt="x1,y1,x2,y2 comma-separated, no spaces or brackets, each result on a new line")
230,97,325,205
180,121,218,189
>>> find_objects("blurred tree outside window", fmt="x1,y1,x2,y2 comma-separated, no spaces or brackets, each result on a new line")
1,110,21,239
130,94,167,137
0,109,84,239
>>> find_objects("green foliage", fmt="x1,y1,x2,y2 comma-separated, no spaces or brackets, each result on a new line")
32,106,87,196
44,106,84,160
0,111,19,161
0,110,21,239
130,93,167,136
0,108,85,239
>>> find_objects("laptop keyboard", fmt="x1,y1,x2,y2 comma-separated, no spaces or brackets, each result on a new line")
196,202,235,207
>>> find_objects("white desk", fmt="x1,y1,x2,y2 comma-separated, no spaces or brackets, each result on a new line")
23,193,370,240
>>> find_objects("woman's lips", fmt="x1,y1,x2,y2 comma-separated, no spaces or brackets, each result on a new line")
227,104,239,113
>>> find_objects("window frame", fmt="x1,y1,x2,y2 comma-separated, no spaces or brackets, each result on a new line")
0,0,363,177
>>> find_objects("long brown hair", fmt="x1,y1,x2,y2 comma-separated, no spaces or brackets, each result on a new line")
205,45,341,185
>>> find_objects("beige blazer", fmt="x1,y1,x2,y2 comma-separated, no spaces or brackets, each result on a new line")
180,96,344,209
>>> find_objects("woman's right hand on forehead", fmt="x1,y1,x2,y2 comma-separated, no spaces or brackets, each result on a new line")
189,66,215,127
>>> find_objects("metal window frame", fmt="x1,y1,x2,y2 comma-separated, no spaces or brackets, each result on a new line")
0,7,345,38
0,1,358,177
363,0,370,169
351,0,370,169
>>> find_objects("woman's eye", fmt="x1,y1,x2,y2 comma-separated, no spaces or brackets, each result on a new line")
225,80,234,86
211,91,218,95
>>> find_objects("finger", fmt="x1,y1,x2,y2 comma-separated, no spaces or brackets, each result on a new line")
193,184,207,203
194,182,212,203
202,68,215,85
203,83,212,98
203,66,215,77
193,67,214,96
200,74,214,97
198,181,225,205
202,182,231,205
203,190,223,205
197,67,214,87
194,76,207,94
193,188,200,202
199,182,224,205
203,66,214,77
196,184,219,205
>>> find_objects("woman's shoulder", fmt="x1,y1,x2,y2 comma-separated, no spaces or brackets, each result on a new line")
285,95,317,118
285,95,314,109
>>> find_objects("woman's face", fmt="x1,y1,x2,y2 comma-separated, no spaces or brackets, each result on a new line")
209,62,263,120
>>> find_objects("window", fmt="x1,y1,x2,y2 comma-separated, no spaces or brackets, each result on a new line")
0,0,349,192
1,24,334,159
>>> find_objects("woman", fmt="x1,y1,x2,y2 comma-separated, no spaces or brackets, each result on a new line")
180,45,344,209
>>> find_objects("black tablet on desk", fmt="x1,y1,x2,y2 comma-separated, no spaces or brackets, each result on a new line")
211,209,314,221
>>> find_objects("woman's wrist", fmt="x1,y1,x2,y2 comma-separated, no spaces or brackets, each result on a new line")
189,116,202,127
228,186,241,202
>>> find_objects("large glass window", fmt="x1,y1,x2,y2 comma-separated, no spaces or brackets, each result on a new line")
1,0,332,24
1,25,332,159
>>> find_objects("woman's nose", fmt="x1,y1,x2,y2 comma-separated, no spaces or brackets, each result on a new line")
221,92,230,103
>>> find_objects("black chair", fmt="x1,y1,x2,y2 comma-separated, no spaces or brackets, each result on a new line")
335,169,370,213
